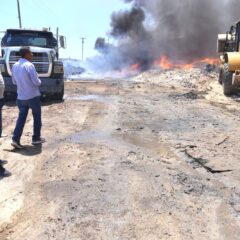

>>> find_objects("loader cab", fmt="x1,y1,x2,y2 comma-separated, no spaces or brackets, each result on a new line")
235,21,240,52
217,20,240,96
225,21,240,52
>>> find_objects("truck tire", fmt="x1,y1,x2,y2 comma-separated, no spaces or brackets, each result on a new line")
223,64,237,96
54,88,64,101
218,67,223,84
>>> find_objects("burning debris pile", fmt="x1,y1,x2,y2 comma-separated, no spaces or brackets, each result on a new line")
91,0,240,73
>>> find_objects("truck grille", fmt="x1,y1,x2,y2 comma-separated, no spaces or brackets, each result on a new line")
9,51,50,74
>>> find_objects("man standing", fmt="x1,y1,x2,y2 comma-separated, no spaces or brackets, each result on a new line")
0,70,5,137
0,71,10,177
11,47,45,149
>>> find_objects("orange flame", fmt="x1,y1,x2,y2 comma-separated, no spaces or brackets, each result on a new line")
198,58,219,65
155,56,219,70
130,63,140,71
158,56,173,70
112,56,219,78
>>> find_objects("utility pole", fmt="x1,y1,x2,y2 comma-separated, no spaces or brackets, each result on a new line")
80,37,86,61
17,0,22,28
56,27,59,59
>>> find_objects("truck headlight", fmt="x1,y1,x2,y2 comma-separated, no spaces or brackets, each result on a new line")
54,65,64,74
0,64,5,73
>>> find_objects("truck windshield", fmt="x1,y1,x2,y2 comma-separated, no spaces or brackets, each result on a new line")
1,32,57,49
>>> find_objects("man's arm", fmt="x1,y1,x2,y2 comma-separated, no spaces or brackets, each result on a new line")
12,66,17,85
28,64,41,86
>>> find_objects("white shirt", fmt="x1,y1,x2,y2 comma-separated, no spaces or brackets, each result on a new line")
12,58,41,100
0,72,5,99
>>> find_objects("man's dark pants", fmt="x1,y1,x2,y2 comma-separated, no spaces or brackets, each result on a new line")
0,98,4,137
13,96,42,142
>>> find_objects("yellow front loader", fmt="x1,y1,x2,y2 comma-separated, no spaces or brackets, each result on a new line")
217,21,240,95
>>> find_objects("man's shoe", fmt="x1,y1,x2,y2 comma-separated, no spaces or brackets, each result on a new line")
32,138,46,145
0,160,8,165
11,140,24,149
0,166,11,177
1,134,8,138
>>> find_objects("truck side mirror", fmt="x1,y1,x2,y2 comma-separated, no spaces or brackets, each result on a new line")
59,36,66,49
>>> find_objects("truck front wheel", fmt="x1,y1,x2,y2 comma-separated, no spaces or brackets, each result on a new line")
223,64,237,96
54,88,64,101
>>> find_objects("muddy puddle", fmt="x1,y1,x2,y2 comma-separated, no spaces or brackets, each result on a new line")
67,130,124,146
64,94,115,103
69,131,111,143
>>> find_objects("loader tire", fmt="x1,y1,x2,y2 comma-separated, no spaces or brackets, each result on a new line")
218,67,223,85
223,64,236,96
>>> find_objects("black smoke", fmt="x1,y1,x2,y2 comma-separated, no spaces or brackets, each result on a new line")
93,0,240,71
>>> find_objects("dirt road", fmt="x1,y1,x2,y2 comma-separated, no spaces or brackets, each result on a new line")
1,69,240,239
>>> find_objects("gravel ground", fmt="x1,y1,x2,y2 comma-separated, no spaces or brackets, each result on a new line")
1,68,240,239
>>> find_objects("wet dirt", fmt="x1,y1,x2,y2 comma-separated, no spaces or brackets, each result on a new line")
64,94,115,103
1,69,240,239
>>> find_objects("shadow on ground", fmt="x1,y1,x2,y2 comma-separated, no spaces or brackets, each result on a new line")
3,144,42,156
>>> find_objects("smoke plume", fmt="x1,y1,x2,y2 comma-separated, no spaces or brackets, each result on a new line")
92,0,240,71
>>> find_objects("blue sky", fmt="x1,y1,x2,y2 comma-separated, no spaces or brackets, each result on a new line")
0,0,128,59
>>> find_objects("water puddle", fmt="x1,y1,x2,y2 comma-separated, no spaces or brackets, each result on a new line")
64,94,114,103
67,130,124,146
69,131,111,143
